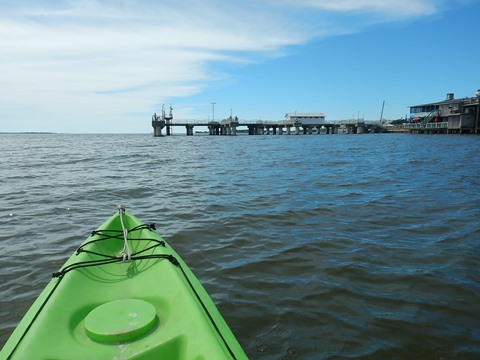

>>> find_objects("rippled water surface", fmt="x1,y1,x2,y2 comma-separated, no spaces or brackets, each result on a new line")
1,133,479,359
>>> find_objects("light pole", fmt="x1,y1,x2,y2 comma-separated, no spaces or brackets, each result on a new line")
211,102,216,122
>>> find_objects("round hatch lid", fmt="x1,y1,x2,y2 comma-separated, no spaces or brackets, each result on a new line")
85,299,157,342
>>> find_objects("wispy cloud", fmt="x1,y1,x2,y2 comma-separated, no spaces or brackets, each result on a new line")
285,0,437,17
0,0,459,131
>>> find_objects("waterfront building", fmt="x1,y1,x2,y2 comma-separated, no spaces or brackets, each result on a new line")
408,91,479,134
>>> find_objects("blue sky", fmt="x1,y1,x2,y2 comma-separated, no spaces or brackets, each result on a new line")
1,0,479,133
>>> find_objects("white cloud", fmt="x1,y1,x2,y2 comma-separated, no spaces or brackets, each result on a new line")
277,0,437,17
0,0,449,131
1,1,314,131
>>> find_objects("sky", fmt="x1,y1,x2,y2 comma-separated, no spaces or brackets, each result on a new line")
1,0,479,133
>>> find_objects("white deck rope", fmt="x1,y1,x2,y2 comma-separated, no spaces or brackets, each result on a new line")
118,205,131,261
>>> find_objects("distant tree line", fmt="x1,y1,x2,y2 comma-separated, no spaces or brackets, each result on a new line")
390,119,407,125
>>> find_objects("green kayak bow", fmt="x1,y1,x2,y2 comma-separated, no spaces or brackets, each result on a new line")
1,207,247,359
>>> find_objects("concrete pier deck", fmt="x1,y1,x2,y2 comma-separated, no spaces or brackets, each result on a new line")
152,119,386,136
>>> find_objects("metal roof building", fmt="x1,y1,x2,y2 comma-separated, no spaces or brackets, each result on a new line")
283,113,326,125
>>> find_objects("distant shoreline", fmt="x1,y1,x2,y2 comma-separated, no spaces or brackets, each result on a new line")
0,132,56,134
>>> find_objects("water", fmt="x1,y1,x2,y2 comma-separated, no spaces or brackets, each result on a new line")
1,133,479,359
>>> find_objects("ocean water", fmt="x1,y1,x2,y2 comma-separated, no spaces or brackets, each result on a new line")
0,133,479,359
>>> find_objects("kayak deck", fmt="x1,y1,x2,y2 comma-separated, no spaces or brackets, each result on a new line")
1,209,246,359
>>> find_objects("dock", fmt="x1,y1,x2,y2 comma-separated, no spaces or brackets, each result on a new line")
152,116,386,137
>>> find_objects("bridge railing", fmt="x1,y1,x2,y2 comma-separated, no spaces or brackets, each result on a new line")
425,122,448,129
403,122,448,129
168,119,385,126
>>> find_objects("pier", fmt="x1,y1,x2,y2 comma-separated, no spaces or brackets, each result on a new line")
152,111,386,136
